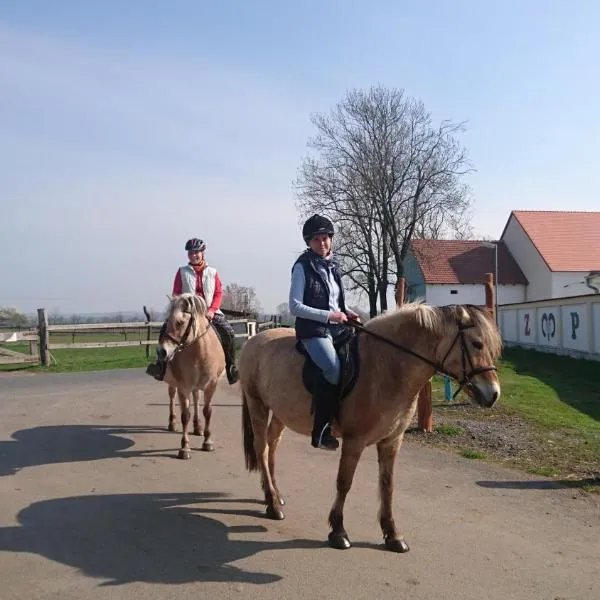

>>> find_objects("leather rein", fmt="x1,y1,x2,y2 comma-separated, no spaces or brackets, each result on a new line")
349,319,497,399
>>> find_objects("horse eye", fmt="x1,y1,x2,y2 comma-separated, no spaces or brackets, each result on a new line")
472,340,483,350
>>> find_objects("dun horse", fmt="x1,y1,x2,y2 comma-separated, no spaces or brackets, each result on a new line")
157,293,226,457
239,302,502,552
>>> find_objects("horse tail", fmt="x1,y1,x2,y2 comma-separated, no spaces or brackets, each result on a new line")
242,389,259,472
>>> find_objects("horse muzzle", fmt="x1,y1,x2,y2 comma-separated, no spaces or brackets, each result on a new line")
466,378,501,408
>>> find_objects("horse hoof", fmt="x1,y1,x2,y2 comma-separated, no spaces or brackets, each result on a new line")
265,505,285,520
193,428,203,437
328,532,351,550
201,442,214,452
168,422,177,432
178,449,191,460
385,537,410,553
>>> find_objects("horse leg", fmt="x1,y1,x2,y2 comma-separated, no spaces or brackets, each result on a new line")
328,438,365,550
377,436,409,553
249,397,284,520
267,415,286,506
192,389,202,436
201,381,216,452
168,385,177,432
177,389,191,460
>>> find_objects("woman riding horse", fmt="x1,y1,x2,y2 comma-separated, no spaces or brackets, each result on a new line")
289,214,359,450
146,237,239,384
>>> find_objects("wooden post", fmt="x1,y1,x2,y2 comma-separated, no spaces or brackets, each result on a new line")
484,272,495,323
143,306,152,358
418,380,433,433
37,308,50,366
395,277,406,308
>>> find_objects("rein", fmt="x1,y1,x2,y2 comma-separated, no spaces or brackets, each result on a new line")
348,319,497,399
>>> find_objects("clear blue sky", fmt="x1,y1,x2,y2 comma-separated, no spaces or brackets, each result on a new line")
2,1,599,315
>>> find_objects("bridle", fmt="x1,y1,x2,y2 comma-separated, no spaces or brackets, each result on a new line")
160,300,210,358
349,319,497,399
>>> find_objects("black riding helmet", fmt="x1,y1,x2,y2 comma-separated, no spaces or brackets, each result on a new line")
185,238,206,252
302,214,334,244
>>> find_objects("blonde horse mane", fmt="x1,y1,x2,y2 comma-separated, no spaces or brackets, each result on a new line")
367,300,502,361
165,293,208,319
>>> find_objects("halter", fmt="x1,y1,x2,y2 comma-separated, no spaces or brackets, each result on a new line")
349,318,497,399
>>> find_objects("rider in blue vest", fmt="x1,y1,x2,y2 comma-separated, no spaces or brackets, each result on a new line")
289,214,359,450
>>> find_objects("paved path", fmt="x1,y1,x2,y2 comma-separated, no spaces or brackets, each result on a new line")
0,369,598,600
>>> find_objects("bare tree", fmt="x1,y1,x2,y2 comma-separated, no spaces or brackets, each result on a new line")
295,85,473,313
221,283,262,314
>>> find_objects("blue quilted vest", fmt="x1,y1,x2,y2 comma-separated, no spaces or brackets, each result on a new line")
293,250,347,340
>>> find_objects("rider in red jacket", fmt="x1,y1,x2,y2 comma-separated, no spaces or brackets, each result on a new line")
146,237,239,384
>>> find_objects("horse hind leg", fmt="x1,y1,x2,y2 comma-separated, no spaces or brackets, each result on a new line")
168,385,177,432
200,381,216,452
177,388,192,460
328,438,365,550
242,389,284,520
192,389,202,436
377,436,409,553
267,415,286,506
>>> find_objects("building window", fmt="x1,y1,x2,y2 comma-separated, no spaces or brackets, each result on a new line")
450,290,458,295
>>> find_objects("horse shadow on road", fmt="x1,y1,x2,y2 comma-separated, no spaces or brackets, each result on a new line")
0,423,179,477
0,491,321,586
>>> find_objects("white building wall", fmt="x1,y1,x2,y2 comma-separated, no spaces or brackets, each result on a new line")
499,295,600,360
502,215,551,301
551,272,596,299
425,284,525,306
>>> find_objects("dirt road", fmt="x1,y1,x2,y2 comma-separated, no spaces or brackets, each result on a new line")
0,369,598,599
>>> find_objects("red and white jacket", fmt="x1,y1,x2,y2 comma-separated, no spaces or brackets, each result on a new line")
172,265,223,315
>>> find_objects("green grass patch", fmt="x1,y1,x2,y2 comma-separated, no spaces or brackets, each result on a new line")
434,424,463,436
527,466,561,478
460,449,487,460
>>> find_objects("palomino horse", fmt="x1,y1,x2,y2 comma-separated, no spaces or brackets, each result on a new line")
239,302,502,552
157,293,226,458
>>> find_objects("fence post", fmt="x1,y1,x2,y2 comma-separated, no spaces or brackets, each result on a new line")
143,306,152,358
37,308,50,366
485,272,495,323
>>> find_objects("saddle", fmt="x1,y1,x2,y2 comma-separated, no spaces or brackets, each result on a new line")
295,327,361,414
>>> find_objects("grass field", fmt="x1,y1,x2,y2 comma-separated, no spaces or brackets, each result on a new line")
2,337,598,488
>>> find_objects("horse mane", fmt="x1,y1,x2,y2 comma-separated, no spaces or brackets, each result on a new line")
367,300,502,361
166,293,208,318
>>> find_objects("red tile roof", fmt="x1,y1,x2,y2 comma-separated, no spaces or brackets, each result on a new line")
410,239,528,285
506,211,600,272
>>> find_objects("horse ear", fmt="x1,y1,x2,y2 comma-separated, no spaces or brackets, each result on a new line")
456,305,472,327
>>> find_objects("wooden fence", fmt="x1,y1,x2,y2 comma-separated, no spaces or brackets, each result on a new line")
0,308,274,367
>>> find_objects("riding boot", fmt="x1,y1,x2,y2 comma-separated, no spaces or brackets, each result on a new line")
212,321,239,384
222,329,239,384
311,377,340,450
145,321,168,381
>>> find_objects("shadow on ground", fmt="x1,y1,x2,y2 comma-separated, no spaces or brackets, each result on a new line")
0,492,322,586
0,424,177,476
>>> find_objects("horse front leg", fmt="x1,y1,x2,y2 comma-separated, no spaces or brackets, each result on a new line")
377,436,409,553
267,415,286,506
200,381,216,452
192,389,202,436
177,388,191,460
168,385,177,432
328,438,365,550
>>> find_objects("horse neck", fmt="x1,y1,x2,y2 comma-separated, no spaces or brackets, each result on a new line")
361,317,442,398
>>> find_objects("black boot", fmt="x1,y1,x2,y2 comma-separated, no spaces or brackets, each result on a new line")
213,323,239,384
145,359,167,381
145,321,168,381
311,378,339,450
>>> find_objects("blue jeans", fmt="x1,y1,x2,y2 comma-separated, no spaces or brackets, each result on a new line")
301,328,345,385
